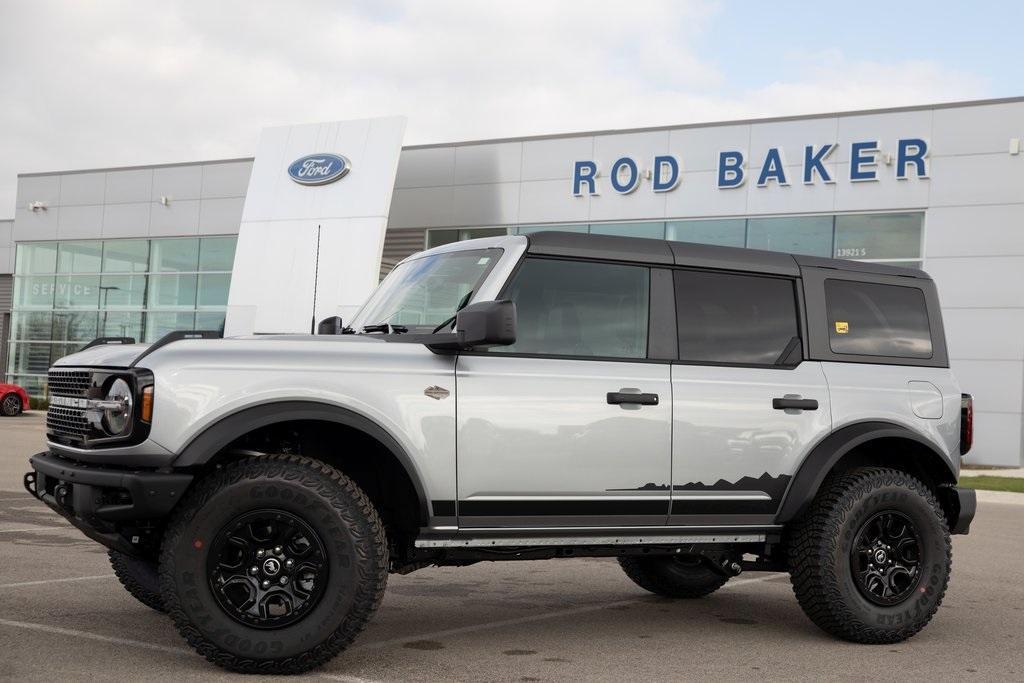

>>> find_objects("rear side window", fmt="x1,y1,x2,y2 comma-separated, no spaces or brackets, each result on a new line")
825,279,932,358
674,270,799,366
494,258,649,358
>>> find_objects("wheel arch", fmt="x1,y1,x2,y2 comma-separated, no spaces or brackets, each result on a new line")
172,400,431,526
775,421,958,525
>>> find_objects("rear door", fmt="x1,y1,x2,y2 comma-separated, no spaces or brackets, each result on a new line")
669,268,832,526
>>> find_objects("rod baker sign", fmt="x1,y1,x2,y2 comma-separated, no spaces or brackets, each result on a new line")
571,139,929,196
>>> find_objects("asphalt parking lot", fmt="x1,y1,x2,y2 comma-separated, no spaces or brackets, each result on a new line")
2,412,1023,682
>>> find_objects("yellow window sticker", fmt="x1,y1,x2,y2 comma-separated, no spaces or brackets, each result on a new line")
835,321,849,334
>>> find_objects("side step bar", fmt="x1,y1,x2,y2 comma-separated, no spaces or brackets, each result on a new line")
415,532,767,549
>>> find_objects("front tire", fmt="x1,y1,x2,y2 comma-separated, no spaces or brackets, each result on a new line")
159,455,388,674
109,550,166,612
619,555,730,598
1,393,22,416
787,467,951,643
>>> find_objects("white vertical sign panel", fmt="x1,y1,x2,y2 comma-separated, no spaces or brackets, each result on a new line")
225,116,407,335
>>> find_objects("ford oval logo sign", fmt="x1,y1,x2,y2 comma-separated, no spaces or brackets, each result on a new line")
287,153,351,186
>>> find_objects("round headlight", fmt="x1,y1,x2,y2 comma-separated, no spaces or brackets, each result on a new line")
103,378,133,435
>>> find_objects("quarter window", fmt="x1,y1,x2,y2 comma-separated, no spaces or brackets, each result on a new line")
674,270,799,365
494,258,649,359
825,280,932,358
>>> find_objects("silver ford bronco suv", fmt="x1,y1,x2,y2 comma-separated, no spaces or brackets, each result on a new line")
26,231,976,674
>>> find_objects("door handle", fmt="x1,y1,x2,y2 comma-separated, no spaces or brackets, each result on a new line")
607,391,659,406
772,397,819,411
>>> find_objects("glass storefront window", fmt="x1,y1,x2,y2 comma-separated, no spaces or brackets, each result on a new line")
834,213,922,261
425,228,509,249
666,219,747,247
144,312,197,342
100,275,147,309
54,275,101,309
52,312,99,342
8,235,235,397
15,243,58,274
746,216,834,256
151,238,200,272
57,241,103,273
10,312,53,341
13,276,57,309
199,237,237,271
195,311,227,334
100,311,144,339
197,273,231,308
102,239,150,273
148,274,198,309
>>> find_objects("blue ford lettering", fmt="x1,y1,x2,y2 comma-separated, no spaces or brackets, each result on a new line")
287,153,351,186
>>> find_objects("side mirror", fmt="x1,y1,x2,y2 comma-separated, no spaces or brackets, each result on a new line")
428,300,516,351
317,316,344,335
455,300,516,347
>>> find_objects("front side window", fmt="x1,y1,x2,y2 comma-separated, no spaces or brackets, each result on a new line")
351,249,501,332
825,280,932,358
674,270,799,366
493,258,649,359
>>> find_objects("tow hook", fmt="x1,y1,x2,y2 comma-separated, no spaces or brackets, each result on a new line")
720,559,743,577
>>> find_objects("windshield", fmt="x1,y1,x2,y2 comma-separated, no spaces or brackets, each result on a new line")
350,248,502,332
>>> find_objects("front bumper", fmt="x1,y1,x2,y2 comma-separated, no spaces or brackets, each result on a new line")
25,451,193,555
942,485,977,535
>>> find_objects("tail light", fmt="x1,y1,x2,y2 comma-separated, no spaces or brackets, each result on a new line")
960,393,973,455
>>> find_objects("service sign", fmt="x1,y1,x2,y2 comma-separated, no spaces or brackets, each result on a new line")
287,153,351,186
571,138,929,196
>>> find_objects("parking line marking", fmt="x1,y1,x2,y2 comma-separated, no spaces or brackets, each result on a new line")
0,618,188,655
321,674,382,683
352,573,787,651
0,525,75,534
1,574,115,589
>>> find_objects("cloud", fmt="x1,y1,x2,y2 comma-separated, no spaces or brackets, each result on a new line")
0,0,990,215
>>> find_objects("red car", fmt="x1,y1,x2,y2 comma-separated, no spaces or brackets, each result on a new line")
1,383,29,416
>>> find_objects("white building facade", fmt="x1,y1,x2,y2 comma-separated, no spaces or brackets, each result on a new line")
2,97,1022,466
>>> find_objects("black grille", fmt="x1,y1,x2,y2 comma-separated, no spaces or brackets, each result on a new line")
47,369,93,441
48,369,92,397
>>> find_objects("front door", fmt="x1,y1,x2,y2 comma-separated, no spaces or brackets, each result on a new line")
668,268,833,526
456,257,672,528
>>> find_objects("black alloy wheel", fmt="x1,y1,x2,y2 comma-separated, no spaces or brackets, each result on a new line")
208,509,329,629
850,511,922,606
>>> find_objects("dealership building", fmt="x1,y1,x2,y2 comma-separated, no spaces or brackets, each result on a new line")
0,96,1022,466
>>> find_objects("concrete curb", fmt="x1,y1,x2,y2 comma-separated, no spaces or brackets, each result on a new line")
975,489,1024,506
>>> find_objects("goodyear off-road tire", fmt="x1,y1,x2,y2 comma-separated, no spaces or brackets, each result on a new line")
159,454,388,674
109,550,166,612
787,467,951,644
618,555,730,598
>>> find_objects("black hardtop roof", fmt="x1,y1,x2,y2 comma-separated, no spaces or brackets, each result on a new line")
524,231,930,280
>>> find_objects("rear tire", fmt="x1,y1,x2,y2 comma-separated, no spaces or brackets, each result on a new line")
787,467,951,643
1,393,21,416
619,555,730,598
159,454,388,674
109,550,166,612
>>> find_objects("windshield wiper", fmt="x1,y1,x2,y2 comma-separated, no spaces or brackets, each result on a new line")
361,323,409,334
431,290,475,333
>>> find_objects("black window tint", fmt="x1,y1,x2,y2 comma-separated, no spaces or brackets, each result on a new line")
825,279,932,358
674,270,799,365
494,258,649,358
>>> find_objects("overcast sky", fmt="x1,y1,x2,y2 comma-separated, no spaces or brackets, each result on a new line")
1,0,1021,214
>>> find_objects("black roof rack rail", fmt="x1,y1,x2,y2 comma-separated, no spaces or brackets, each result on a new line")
128,330,223,368
81,336,137,350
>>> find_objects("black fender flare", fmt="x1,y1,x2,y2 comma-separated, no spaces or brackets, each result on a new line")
172,400,430,525
774,421,957,524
